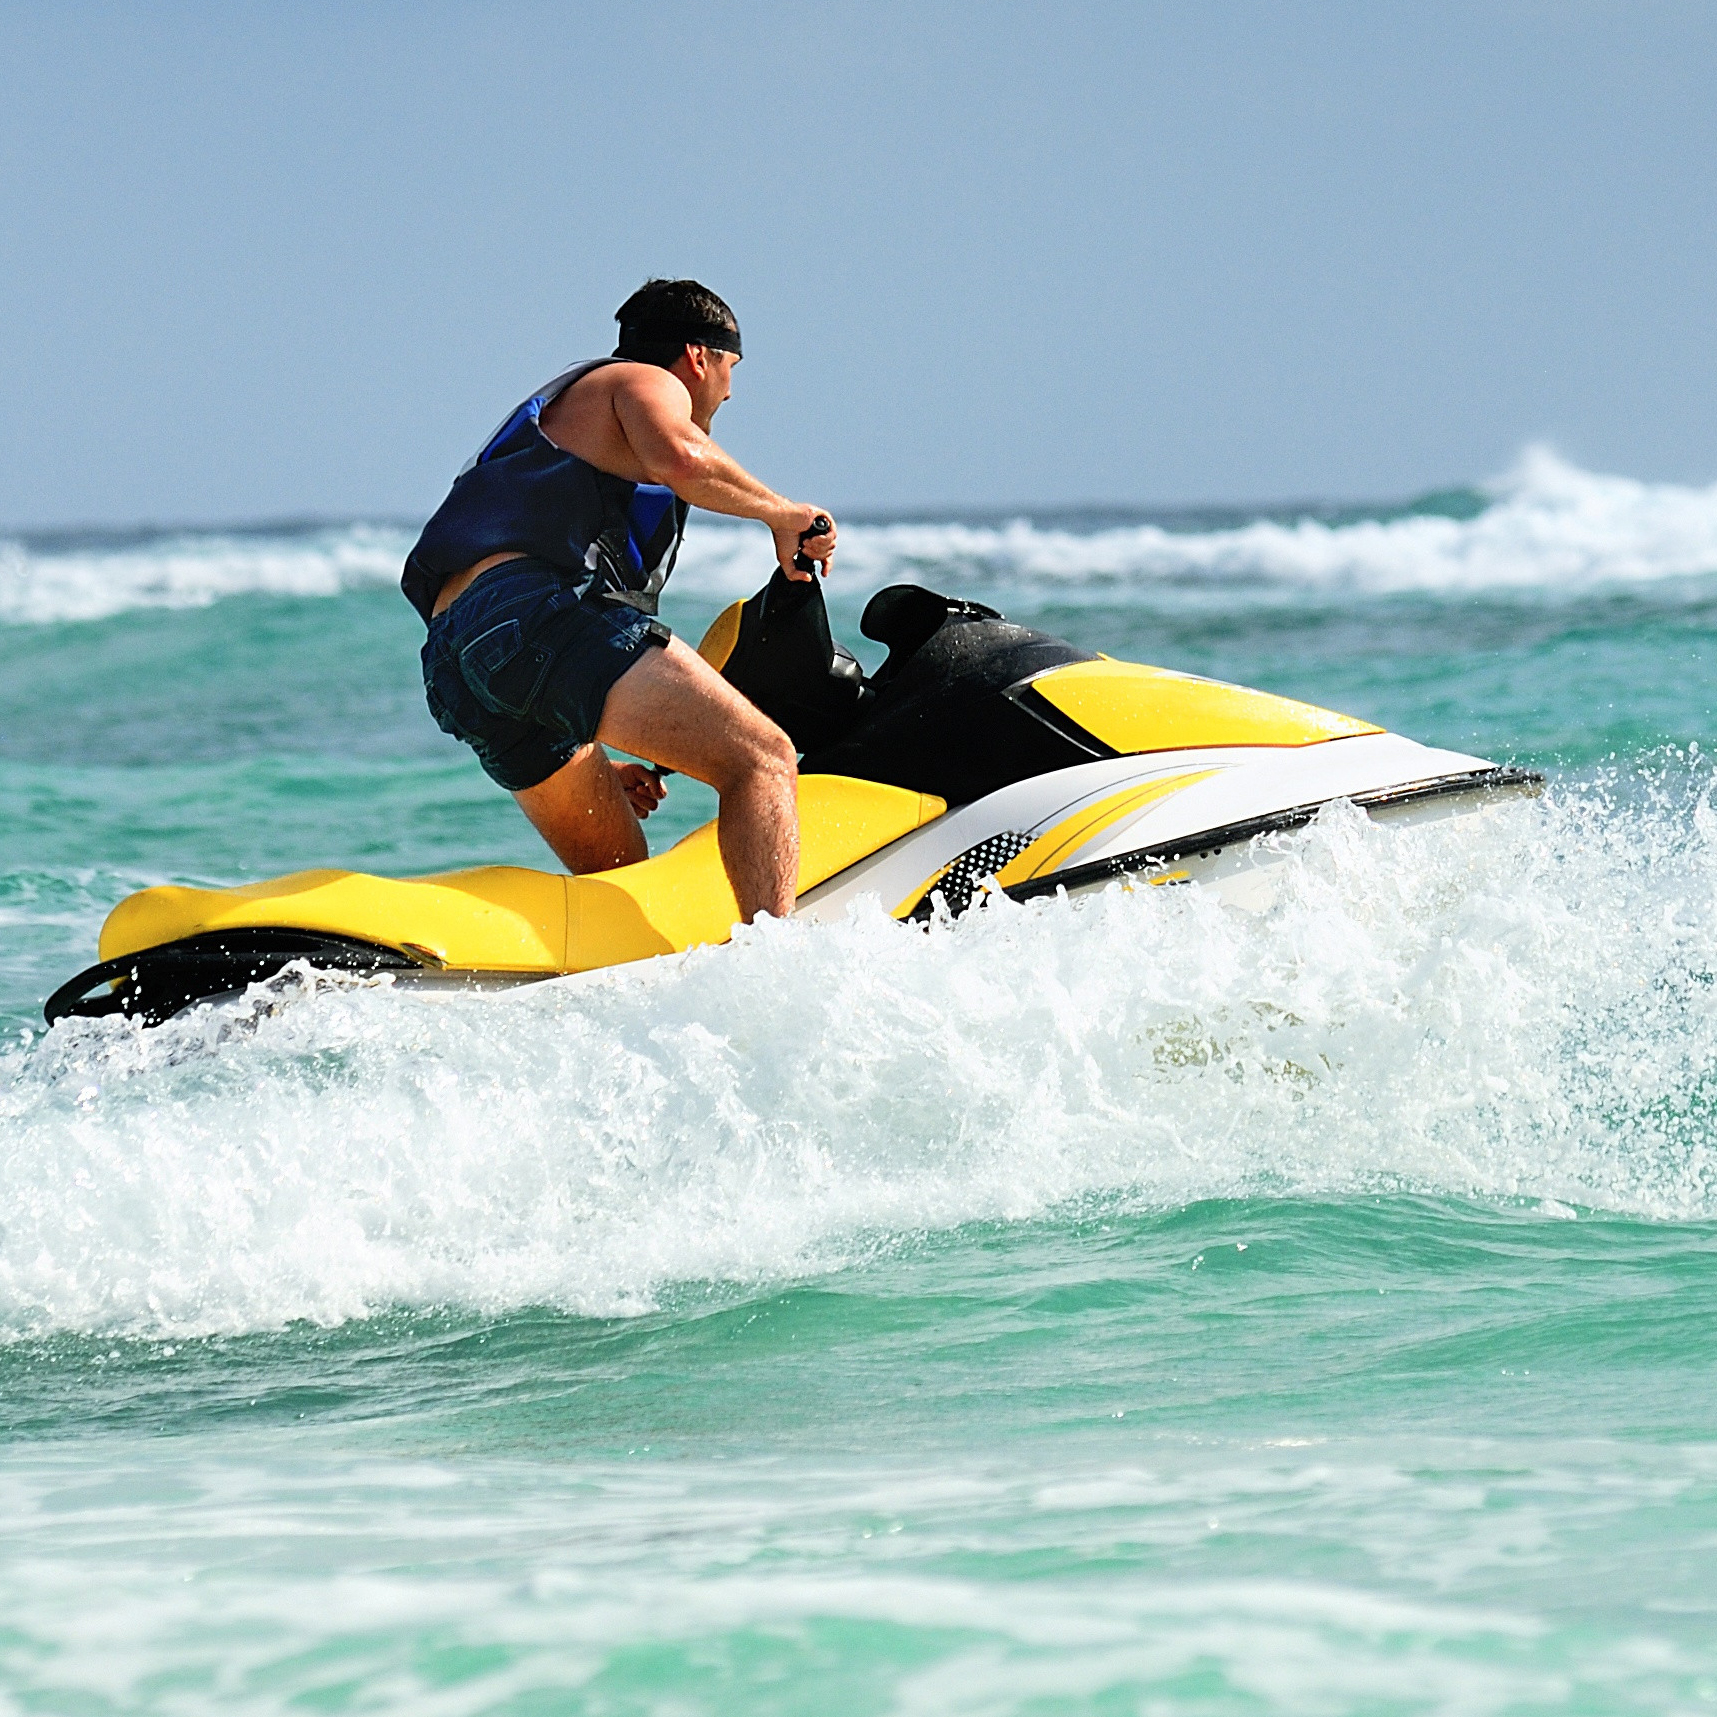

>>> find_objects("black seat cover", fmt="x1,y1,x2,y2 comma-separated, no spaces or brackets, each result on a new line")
801,587,1112,804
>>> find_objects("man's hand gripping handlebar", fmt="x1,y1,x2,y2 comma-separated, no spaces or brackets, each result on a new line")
773,510,836,581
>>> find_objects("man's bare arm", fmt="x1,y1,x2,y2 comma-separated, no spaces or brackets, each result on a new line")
611,365,835,577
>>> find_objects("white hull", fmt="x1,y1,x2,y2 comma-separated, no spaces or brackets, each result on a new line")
795,732,1536,924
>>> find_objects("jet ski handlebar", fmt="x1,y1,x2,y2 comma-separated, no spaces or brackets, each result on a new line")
791,514,834,575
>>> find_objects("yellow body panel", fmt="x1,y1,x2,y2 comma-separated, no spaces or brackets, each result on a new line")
563,777,943,970
697,601,744,671
1031,659,1380,753
100,777,945,974
100,866,570,972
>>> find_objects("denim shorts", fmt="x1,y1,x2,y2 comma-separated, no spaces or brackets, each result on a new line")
421,558,669,791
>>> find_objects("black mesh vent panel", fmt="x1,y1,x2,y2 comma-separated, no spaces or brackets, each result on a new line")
910,831,1034,920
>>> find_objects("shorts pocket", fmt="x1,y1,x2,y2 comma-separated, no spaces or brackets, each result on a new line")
459,619,552,720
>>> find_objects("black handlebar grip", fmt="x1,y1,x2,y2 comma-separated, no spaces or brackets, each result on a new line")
792,514,834,574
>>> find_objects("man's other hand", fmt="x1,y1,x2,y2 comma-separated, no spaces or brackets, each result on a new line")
772,507,838,581
613,761,666,819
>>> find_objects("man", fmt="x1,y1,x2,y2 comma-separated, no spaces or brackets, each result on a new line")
404,279,837,924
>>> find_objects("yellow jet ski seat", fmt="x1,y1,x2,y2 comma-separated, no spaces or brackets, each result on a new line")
94,775,946,980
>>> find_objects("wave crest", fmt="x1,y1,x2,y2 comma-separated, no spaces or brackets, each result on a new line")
5,450,1717,627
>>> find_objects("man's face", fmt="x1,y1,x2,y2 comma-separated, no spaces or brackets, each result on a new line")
687,347,739,426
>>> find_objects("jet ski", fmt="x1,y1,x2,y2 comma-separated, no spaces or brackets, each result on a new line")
44,572,1541,1027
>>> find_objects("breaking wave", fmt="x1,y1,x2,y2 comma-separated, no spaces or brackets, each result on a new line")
5,450,1717,627
0,522,411,626
816,448,1717,603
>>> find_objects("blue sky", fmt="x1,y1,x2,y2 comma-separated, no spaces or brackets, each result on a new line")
2,1,1713,526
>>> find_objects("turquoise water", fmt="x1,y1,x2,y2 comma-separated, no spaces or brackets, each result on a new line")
4,453,1717,1711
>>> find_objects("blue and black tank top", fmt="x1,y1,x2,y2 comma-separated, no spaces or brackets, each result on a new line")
402,359,689,624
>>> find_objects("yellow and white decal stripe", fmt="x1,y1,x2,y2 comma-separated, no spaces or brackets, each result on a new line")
992,771,1220,885
893,770,1217,915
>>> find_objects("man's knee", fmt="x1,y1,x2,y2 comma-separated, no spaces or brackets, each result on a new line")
597,639,800,796
755,718,798,777
714,713,797,796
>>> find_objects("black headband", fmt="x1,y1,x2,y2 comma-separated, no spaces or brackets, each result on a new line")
615,318,743,358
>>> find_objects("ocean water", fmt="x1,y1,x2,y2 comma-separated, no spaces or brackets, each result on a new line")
3,448,1717,1712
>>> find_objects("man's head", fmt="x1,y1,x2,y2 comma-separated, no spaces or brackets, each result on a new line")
614,279,741,427
614,279,740,365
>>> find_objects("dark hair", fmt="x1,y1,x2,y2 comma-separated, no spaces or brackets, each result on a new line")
613,278,742,366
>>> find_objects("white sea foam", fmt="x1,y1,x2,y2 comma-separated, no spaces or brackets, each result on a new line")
5,450,1717,626
4,770,1715,1339
0,523,414,625
1,1439,1697,1713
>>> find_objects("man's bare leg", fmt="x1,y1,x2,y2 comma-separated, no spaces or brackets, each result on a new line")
513,742,648,874
596,637,799,921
